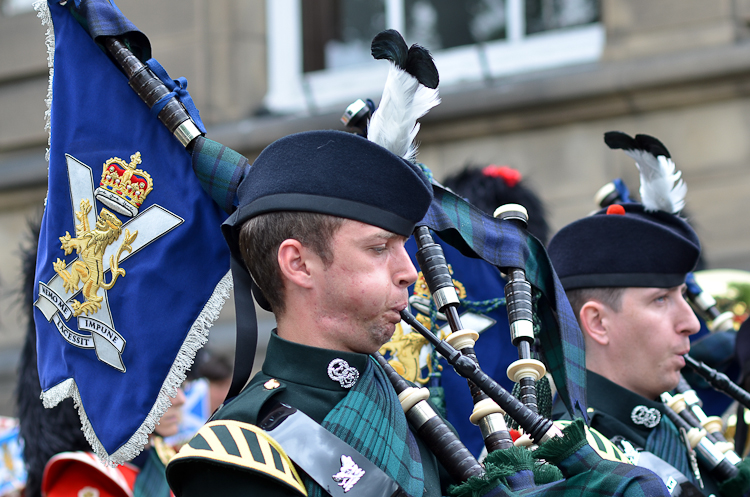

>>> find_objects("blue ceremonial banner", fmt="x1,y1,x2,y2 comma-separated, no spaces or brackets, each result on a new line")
33,0,230,464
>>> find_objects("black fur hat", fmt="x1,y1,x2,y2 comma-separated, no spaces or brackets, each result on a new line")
441,164,549,244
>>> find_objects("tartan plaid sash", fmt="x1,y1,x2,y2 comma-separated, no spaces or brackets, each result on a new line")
421,186,587,422
644,415,695,484
307,358,425,497
132,447,171,497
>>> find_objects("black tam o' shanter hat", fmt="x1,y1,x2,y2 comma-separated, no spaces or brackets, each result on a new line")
222,129,433,260
548,203,700,290
548,131,701,291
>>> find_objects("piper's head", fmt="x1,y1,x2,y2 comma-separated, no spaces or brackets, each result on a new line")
224,130,432,352
548,203,701,399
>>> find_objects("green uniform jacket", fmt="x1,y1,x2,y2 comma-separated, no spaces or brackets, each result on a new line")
554,370,722,496
166,332,452,496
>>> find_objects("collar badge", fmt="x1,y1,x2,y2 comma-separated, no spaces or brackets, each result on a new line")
327,358,359,389
631,405,661,428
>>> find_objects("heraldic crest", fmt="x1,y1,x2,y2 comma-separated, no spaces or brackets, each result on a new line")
52,152,148,317
35,151,183,373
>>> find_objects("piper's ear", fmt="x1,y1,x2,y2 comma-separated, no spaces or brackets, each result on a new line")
277,239,315,289
579,301,610,346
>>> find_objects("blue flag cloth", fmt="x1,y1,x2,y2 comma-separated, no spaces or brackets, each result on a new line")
33,0,230,465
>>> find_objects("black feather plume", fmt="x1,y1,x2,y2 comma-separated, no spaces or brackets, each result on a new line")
404,45,439,89
604,131,671,158
603,130,685,213
371,29,408,68
633,134,671,158
603,131,637,152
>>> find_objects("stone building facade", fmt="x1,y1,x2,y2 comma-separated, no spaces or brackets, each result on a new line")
2,0,750,415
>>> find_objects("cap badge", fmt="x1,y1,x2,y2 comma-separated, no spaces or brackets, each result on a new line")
631,405,661,428
78,487,100,497
327,359,359,389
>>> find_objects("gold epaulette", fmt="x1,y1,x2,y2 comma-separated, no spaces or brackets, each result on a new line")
554,420,629,464
169,419,307,496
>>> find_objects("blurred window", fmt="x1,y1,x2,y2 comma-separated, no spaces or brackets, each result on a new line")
3,0,35,16
265,0,602,114
525,0,600,35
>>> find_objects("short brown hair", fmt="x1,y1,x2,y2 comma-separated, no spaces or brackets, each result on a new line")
566,287,626,325
238,212,344,314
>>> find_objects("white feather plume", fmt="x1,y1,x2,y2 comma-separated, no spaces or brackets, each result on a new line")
367,62,441,162
621,148,687,214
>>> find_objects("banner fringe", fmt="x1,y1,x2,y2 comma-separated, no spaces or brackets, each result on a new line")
34,0,54,163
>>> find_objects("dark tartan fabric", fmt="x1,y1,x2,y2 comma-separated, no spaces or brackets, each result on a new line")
190,137,249,214
133,447,171,497
421,186,587,422
534,442,670,496
644,414,695,484
62,0,151,61
308,358,425,497
450,420,669,497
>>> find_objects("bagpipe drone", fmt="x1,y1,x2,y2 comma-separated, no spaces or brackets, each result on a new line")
335,29,674,497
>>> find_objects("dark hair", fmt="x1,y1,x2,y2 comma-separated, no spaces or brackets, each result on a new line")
238,212,344,314
565,287,626,326
441,164,550,244
196,352,233,382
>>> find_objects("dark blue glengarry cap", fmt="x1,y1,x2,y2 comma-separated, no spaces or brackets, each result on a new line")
221,130,433,258
548,203,700,290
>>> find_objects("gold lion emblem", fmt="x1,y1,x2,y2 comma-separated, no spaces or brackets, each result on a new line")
53,199,137,317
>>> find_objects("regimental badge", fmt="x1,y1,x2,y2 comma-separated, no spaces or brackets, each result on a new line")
78,487,99,497
327,359,359,389
264,379,281,390
332,455,365,492
630,405,661,428
34,153,183,372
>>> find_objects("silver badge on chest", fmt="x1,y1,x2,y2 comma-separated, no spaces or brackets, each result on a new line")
327,358,360,389
630,405,661,428
332,455,365,492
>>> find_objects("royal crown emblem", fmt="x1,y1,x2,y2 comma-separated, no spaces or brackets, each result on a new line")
94,152,153,217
